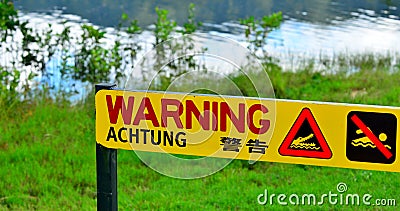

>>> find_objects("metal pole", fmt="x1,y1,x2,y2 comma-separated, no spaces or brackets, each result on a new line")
95,83,118,211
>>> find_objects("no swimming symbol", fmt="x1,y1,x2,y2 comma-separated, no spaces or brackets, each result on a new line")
346,111,397,164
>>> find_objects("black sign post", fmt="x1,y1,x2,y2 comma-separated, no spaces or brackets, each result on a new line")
95,83,118,211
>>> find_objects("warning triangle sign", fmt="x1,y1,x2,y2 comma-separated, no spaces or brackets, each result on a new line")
279,108,332,159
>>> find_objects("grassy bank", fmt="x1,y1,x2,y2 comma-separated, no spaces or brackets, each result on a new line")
1,61,400,210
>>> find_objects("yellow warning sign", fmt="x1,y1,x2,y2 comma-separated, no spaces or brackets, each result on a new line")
95,90,275,160
95,90,400,173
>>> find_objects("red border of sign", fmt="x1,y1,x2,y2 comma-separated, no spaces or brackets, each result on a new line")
279,108,332,159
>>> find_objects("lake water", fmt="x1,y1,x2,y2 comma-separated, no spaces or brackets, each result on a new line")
15,0,400,56
11,0,400,99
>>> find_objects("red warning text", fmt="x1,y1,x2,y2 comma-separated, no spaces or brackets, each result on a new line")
106,95,271,134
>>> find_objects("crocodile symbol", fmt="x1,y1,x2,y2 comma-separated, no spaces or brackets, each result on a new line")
351,128,391,149
290,133,321,150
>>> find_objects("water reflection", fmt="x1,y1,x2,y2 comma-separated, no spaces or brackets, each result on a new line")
14,0,400,59
14,0,400,26
8,0,400,101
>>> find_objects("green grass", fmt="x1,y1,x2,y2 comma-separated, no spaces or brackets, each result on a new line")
0,98,96,210
1,58,400,210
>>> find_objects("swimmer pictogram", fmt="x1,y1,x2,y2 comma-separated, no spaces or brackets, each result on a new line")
346,111,396,164
351,128,391,150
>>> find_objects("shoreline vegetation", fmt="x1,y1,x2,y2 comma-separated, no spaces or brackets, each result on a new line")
1,1,400,210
